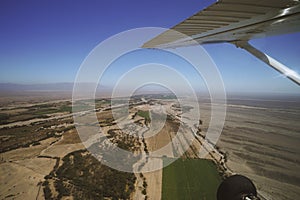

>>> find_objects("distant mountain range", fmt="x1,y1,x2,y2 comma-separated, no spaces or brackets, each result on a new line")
0,83,75,91
2,83,298,100
0,83,171,93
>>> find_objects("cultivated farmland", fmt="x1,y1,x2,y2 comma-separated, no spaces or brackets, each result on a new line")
162,158,222,200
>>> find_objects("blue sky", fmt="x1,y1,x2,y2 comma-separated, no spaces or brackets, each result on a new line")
1,0,300,95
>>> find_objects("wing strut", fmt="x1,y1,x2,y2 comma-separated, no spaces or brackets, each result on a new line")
234,41,300,85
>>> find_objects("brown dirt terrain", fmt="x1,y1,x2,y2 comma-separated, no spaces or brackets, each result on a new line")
2,96,298,200
0,137,58,200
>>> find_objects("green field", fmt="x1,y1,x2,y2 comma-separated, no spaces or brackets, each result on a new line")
137,110,151,124
162,158,222,200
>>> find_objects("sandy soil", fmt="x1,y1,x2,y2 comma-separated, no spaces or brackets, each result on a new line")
1,161,51,200
1,137,57,161
142,158,163,200
40,143,85,158
0,91,71,108
145,127,175,158
2,96,299,200
215,103,300,200
0,127,86,200
0,138,57,200
40,129,85,158
0,108,29,115
138,102,211,200
137,98,300,200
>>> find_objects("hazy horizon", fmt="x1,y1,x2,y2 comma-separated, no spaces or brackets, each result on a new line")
1,82,300,100
1,0,300,96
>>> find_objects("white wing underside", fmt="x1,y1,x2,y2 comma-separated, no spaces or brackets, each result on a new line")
143,0,300,48
142,0,300,85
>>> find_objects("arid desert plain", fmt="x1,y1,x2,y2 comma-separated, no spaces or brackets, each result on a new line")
0,92,299,200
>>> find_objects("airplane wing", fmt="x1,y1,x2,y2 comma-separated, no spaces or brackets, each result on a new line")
143,0,300,48
142,0,300,85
